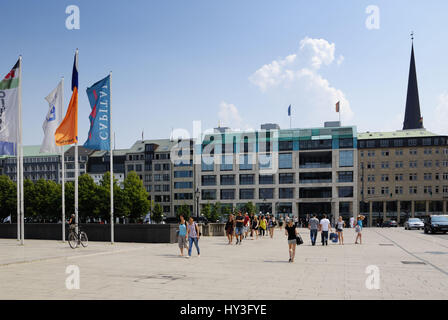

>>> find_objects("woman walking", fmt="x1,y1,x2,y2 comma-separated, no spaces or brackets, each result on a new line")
268,215,275,239
251,215,259,239
336,216,345,245
354,215,365,244
187,217,200,257
225,214,235,244
259,215,267,237
178,215,188,256
284,219,298,263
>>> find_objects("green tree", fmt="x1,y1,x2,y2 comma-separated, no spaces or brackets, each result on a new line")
245,201,256,215
32,179,61,222
209,202,222,222
78,174,100,221
0,175,16,221
123,171,151,221
151,203,164,223
98,172,126,221
201,203,212,221
176,204,191,221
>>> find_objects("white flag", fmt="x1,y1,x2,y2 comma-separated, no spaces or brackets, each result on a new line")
0,60,20,155
40,81,63,153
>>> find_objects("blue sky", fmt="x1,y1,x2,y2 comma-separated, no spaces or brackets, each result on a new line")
1,0,448,149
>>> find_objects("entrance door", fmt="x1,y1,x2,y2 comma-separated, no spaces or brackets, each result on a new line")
299,202,332,226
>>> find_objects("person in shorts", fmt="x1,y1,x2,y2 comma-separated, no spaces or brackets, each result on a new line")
355,215,365,244
251,215,259,239
336,216,345,245
243,212,250,239
235,211,244,245
178,215,188,256
225,214,235,244
284,219,298,263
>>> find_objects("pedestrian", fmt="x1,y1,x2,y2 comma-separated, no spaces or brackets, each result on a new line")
284,219,298,263
187,217,200,257
225,214,235,244
319,214,332,246
349,216,355,228
251,215,259,239
243,212,250,239
308,214,319,246
235,211,245,245
293,216,298,228
268,215,275,238
259,215,267,237
279,216,284,230
355,215,365,244
336,216,345,245
178,215,188,256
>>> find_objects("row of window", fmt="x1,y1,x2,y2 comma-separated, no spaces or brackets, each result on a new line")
361,148,448,157
363,173,448,182
364,186,448,196
201,187,354,200
358,137,447,149
127,163,171,172
361,160,448,169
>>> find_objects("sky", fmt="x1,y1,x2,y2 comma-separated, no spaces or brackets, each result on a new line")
1,0,448,149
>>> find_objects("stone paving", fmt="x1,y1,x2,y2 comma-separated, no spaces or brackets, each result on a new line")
1,227,448,300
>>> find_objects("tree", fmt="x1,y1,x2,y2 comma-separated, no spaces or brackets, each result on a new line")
151,203,163,223
123,171,151,221
201,203,212,221
98,172,127,221
78,174,100,221
244,202,256,215
176,204,191,221
0,175,16,221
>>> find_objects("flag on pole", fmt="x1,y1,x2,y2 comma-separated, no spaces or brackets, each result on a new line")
55,53,78,146
288,105,291,116
336,101,340,113
83,75,110,151
40,81,63,153
0,60,20,155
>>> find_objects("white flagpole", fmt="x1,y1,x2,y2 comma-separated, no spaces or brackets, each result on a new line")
74,50,79,235
16,143,20,241
18,56,24,245
109,71,114,244
61,77,66,242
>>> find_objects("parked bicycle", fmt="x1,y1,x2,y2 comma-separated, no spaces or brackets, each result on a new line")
68,224,88,249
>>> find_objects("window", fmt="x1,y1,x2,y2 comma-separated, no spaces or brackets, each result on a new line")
395,150,403,156
239,174,255,185
135,164,142,171
424,173,432,181
279,173,294,184
154,174,162,181
154,164,161,171
394,139,404,147
338,171,353,183
220,174,235,185
279,153,292,169
381,162,389,169
201,175,216,186
381,151,389,156
259,188,274,199
381,187,389,195
338,187,353,198
395,161,403,168
443,173,448,180
409,161,418,168
174,193,193,200
409,173,418,181
395,186,403,195
409,149,418,155
424,148,432,155
409,186,418,194
127,164,134,172
163,174,170,181
202,189,216,200
174,171,193,178
339,151,354,167
381,174,389,182
259,174,274,184
367,187,375,195
163,185,170,192
279,188,294,199
174,182,193,189
239,154,253,170
424,160,432,168
220,189,235,200
220,155,233,171
201,156,214,171
239,189,255,200
424,186,432,194
163,163,170,171
408,139,417,146
279,140,293,151
395,174,403,181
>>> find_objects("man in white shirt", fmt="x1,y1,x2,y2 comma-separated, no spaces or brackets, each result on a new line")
349,216,355,228
319,214,332,246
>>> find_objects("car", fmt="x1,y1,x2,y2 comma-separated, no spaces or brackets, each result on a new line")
424,215,448,234
381,220,398,228
163,217,180,224
404,218,424,230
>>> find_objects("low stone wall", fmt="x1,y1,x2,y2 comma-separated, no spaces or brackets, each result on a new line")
201,223,226,236
0,223,178,243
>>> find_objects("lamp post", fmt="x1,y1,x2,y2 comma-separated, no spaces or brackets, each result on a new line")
195,187,200,218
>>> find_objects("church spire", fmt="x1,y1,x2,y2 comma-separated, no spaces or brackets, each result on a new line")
403,32,423,130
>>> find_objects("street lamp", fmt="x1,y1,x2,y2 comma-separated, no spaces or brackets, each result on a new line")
195,187,200,218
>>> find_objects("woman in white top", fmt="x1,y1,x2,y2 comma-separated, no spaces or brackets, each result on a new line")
336,216,345,245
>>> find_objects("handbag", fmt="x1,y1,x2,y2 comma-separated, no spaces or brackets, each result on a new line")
296,234,303,245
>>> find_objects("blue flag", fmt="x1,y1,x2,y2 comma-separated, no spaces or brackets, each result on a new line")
83,75,110,151
288,105,291,116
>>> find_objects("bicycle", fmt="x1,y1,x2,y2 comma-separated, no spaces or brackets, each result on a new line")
68,224,88,249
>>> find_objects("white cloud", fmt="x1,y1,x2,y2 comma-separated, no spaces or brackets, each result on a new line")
249,37,354,124
218,101,243,129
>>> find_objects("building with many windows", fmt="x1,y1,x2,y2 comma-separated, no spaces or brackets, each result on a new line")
195,123,358,223
87,149,128,186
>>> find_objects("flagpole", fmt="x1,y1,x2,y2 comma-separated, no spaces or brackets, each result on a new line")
61,77,66,242
16,143,20,241
110,71,114,244
18,56,24,245
74,50,79,235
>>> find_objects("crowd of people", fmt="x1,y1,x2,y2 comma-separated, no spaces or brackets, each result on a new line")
176,212,366,261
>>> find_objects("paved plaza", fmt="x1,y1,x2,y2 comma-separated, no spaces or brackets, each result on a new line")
1,227,448,300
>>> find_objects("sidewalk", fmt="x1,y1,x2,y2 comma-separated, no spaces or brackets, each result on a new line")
1,227,447,299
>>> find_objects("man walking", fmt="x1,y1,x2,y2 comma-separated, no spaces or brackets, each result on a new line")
319,214,332,246
235,211,244,245
308,214,319,246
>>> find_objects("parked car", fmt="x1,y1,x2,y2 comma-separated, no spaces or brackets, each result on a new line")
163,217,180,224
381,220,398,228
404,218,424,230
424,215,448,234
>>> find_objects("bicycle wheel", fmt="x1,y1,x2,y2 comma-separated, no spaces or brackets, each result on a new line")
80,231,88,247
68,232,78,249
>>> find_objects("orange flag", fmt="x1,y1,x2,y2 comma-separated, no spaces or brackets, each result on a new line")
335,101,340,113
55,87,78,146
